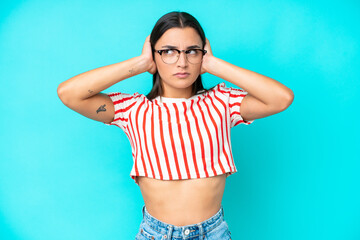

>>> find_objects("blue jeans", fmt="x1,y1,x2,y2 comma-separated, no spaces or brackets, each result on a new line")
135,204,232,239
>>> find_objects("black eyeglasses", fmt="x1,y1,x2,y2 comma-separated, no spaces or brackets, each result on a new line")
153,48,207,64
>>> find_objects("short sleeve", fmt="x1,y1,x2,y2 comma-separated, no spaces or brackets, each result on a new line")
103,92,139,132
217,82,254,128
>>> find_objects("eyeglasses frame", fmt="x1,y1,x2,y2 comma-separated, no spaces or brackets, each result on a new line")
152,48,207,64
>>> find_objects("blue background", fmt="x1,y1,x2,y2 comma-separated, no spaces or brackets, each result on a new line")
1,0,359,239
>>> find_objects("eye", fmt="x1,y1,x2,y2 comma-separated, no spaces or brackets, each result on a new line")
187,49,198,55
163,49,175,55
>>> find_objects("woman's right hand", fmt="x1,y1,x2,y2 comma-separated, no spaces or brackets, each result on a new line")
140,35,157,75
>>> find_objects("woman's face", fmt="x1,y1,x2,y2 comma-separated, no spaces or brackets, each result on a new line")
154,27,203,98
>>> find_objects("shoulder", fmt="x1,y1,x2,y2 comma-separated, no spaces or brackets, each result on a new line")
216,82,246,93
105,91,142,100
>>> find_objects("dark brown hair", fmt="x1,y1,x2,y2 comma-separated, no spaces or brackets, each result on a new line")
146,11,216,101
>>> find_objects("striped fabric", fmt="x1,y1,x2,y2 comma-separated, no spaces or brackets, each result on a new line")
104,82,254,185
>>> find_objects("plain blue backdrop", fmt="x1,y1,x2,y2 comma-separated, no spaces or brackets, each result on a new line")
1,0,359,239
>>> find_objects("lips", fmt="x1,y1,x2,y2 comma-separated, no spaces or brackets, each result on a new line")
174,72,190,78
174,72,189,75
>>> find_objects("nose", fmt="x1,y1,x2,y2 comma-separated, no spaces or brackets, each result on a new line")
177,51,188,66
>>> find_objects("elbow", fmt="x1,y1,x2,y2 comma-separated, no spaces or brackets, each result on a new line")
57,82,70,105
280,90,294,111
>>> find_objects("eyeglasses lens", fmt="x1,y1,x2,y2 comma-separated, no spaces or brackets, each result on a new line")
162,49,203,64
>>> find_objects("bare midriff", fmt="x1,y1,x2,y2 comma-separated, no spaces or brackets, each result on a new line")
137,173,228,226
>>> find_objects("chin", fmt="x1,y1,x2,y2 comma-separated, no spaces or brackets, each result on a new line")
173,79,196,88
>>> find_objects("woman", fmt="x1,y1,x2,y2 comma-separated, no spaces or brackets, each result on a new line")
57,11,294,240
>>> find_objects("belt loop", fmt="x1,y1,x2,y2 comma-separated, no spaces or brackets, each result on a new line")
166,225,173,239
198,223,204,240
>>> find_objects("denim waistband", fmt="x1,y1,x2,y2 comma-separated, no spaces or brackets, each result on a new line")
141,205,225,239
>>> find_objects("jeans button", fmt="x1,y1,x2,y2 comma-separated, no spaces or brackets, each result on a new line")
184,229,190,235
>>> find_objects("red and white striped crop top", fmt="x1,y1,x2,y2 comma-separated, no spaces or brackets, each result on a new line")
103,82,254,185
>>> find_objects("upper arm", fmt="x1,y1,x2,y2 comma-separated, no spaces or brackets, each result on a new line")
217,82,292,127
58,92,116,125
58,86,139,131
240,94,291,122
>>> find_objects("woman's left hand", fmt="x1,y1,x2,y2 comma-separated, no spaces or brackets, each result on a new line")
200,37,214,75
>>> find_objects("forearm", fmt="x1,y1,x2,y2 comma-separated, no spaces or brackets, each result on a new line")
58,56,148,101
207,56,293,107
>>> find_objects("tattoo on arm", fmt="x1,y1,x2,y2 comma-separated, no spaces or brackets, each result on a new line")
88,89,94,94
129,68,134,75
96,104,106,114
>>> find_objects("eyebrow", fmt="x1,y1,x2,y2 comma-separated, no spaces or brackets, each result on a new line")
161,45,201,49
